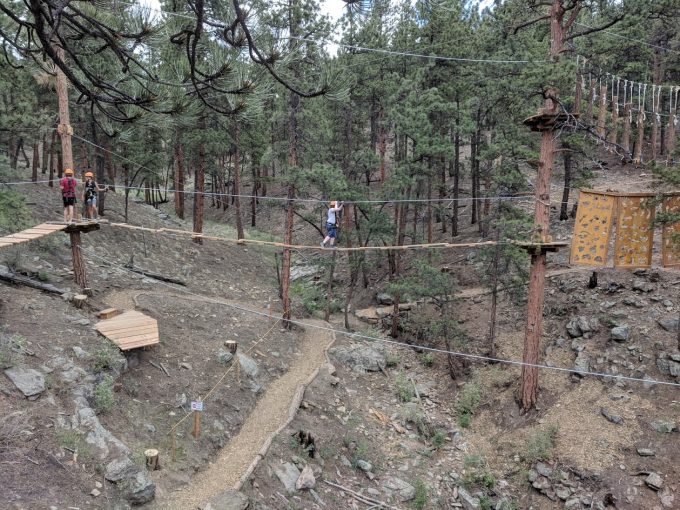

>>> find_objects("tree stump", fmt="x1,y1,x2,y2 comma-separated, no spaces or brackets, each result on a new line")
225,340,238,354
72,294,88,309
144,449,160,471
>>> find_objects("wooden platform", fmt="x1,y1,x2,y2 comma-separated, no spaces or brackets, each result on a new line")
95,310,159,350
0,223,67,249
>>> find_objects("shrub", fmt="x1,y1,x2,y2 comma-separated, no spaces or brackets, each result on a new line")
420,352,435,366
93,375,116,413
37,270,50,282
412,479,429,509
395,372,415,403
431,429,447,448
456,382,481,428
525,425,559,462
93,344,119,373
290,280,324,314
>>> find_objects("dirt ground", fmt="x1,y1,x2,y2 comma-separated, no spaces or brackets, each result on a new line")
1,154,679,510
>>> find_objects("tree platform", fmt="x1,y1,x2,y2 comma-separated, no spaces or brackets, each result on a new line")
95,310,159,351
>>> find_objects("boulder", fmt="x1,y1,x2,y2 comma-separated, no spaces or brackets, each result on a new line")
645,472,663,491
600,408,623,425
290,266,321,282
456,486,479,509
566,316,595,338
632,279,654,292
650,420,677,434
382,476,416,502
4,366,45,398
237,353,259,378
273,462,300,493
104,457,155,505
611,325,631,342
217,350,234,364
657,318,679,333
376,293,394,305
295,465,316,490
573,352,590,376
636,448,655,457
329,344,386,373
199,491,250,510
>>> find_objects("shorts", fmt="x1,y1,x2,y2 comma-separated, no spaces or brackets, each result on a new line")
86,196,97,207
62,197,76,207
326,222,337,239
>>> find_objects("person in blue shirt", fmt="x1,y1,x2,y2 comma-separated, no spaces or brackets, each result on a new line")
320,201,344,249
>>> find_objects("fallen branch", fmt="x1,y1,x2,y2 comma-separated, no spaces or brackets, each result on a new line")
0,265,66,294
323,480,402,510
159,362,170,377
124,257,186,286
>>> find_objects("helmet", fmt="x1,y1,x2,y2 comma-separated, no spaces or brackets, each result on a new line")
64,168,74,175
85,172,94,178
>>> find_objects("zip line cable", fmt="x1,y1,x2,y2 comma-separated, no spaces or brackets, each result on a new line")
78,245,680,390
574,22,680,56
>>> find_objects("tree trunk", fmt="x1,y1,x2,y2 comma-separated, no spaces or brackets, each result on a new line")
470,131,478,225
390,193,409,338
452,127,460,237
622,102,632,157
31,144,39,183
633,110,645,165
520,0,565,411
233,126,245,240
193,141,205,244
585,78,596,125
560,142,572,221
55,45,74,172
666,91,677,166
251,164,258,227
608,95,619,148
105,141,116,190
324,251,337,322
596,84,607,139
48,131,57,188
281,185,295,323
378,107,386,185
41,133,48,175
70,231,89,291
174,135,185,219
488,228,501,358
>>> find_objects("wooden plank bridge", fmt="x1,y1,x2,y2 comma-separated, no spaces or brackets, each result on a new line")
0,223,68,248
95,310,160,350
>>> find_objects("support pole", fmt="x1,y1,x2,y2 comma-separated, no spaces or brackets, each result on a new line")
70,231,89,292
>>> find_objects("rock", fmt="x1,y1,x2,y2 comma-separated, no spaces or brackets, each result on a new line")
637,448,655,457
573,351,590,376
217,350,234,364
567,316,591,338
104,457,155,504
657,318,679,333
456,486,479,509
600,408,623,425
535,462,553,478
71,395,129,459
565,498,582,509
295,465,316,490
611,325,631,342
329,343,386,372
199,490,250,510
59,366,87,384
555,486,572,500
237,353,259,378
75,318,91,326
90,488,101,497
650,420,677,434
645,472,663,491
632,279,654,292
273,462,300,493
382,476,416,502
72,346,88,358
4,366,45,398
532,476,551,491
356,459,372,472
290,265,321,281
376,293,394,305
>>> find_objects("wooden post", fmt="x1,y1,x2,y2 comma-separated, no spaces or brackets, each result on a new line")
69,231,89,291
667,88,678,166
54,45,74,172
144,449,160,471
225,340,238,354
651,86,660,161
192,410,201,439
585,78,596,124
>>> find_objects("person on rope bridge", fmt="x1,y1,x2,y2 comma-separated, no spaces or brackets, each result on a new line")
59,168,77,223
83,171,106,220
320,200,344,249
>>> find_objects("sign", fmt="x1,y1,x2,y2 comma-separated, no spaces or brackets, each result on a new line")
191,401,203,412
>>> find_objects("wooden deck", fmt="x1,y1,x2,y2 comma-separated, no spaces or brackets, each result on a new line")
95,310,160,350
0,223,67,248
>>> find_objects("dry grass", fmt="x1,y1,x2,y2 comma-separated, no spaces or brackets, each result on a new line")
0,411,31,452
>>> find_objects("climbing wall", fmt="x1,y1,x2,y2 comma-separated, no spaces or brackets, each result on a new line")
613,194,656,268
570,191,617,266
662,195,680,268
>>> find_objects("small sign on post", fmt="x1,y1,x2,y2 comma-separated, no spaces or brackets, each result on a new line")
191,400,203,438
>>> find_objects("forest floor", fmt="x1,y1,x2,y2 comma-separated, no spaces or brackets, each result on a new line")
0,154,679,510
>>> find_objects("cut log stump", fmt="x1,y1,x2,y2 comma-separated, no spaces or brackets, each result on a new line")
72,294,88,309
145,448,159,471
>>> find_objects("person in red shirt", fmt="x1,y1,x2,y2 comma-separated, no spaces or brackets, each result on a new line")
59,168,78,223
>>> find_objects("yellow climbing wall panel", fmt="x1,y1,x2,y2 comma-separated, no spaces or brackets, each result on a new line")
570,191,617,266
613,195,656,268
662,195,680,268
